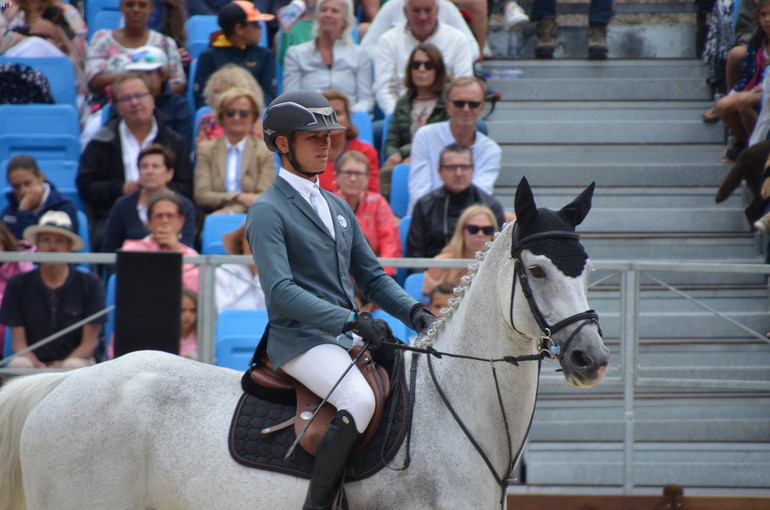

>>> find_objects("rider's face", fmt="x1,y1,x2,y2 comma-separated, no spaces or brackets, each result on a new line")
290,130,332,177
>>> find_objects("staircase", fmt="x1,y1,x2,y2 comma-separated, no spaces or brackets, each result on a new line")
480,55,770,496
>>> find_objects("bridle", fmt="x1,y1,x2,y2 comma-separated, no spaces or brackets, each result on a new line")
388,223,603,509
510,222,602,359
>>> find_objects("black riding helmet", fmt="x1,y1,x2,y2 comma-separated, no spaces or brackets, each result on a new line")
263,90,346,177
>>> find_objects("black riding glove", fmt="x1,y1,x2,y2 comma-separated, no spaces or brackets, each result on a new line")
410,303,438,334
343,312,393,350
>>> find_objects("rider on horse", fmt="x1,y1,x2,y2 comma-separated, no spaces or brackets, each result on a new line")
245,90,438,510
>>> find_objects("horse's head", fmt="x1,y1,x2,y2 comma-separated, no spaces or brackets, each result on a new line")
511,177,609,388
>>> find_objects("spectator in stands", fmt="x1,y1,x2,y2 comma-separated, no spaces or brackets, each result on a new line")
334,151,401,276
121,193,200,291
196,64,265,146
123,45,192,142
381,43,449,197
371,0,478,116
194,87,275,215
85,0,186,99
179,288,198,359
701,0,734,123
102,144,196,253
407,76,501,214
0,211,105,369
77,72,192,252
187,0,229,15
283,0,374,114
1,154,79,240
407,143,505,259
0,221,34,344
716,0,770,161
318,89,380,192
427,281,454,316
360,0,474,53
422,203,497,293
0,0,87,92
276,0,317,66
215,222,266,313
531,0,611,60
193,1,276,110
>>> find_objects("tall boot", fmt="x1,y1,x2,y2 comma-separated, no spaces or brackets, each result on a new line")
303,410,361,510
587,22,608,60
534,18,558,58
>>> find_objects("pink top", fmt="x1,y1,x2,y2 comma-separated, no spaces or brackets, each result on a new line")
180,330,197,359
120,236,200,292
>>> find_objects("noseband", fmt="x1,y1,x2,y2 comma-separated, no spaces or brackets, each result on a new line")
510,223,602,358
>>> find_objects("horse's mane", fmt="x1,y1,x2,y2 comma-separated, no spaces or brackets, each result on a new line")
413,224,508,349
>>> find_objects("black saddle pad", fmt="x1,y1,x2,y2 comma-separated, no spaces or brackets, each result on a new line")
228,357,411,481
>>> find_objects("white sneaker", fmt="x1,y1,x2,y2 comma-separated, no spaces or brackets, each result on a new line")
753,211,770,235
504,1,529,32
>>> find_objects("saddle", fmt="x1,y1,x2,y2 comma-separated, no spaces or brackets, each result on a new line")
248,344,391,456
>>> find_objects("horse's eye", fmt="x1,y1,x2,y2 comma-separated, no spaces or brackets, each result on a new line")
529,266,545,278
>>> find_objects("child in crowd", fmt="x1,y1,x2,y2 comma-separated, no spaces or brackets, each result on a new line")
427,281,455,317
0,221,34,350
180,288,198,360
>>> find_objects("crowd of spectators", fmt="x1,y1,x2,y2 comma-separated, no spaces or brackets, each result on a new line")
0,0,517,366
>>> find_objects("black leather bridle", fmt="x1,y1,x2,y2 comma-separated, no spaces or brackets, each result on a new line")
510,223,603,358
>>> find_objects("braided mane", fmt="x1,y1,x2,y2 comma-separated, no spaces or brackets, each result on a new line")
413,224,509,349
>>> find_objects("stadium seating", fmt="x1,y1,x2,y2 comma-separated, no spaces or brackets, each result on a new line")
215,309,268,370
370,308,412,344
0,104,79,138
86,0,121,38
0,134,80,162
379,113,392,165
403,272,425,303
389,163,409,218
89,9,123,38
0,56,77,106
350,110,373,146
201,213,247,255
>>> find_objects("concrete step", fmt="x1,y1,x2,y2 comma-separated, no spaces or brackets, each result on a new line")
577,207,747,233
497,143,726,165
592,268,767,287
522,443,770,488
581,236,761,261
489,119,723,145
531,187,744,208
481,59,708,80
490,101,714,122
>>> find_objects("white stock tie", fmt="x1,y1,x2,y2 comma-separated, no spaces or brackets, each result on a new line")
309,185,335,239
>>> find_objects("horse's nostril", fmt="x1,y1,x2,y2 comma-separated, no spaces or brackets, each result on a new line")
570,349,593,369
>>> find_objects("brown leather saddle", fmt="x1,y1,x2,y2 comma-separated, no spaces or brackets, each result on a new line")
249,343,391,456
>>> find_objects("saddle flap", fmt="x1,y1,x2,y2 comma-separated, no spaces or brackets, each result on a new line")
249,343,294,391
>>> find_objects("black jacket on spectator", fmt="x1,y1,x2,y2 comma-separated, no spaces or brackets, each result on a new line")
77,111,193,224
406,184,506,260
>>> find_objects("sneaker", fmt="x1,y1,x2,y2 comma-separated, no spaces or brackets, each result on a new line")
504,1,529,32
535,18,558,58
753,211,770,235
587,22,608,60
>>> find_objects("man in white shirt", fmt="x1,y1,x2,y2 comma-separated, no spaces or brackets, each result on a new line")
407,76,501,214
372,0,479,116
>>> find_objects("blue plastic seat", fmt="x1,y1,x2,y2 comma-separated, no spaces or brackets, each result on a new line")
3,327,11,358
350,110,374,146
370,309,412,344
86,0,121,37
389,163,409,218
396,214,411,285
187,58,198,112
104,273,116,347
89,9,123,38
215,309,269,370
0,104,79,138
0,56,77,107
0,134,80,162
201,213,247,255
403,272,426,303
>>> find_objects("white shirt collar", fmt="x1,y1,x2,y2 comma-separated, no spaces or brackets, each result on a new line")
279,167,320,202
225,136,248,151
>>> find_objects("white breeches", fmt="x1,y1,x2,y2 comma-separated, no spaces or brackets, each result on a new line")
281,343,375,433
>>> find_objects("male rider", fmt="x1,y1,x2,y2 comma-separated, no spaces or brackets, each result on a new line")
244,90,437,510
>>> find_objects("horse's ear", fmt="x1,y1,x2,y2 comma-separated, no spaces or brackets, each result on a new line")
514,176,538,226
560,181,595,228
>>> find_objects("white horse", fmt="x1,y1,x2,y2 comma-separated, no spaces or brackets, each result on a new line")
0,178,609,510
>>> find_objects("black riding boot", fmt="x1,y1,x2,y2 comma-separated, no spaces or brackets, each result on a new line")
303,410,361,510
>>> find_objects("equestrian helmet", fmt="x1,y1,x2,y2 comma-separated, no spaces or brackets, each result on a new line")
263,90,346,153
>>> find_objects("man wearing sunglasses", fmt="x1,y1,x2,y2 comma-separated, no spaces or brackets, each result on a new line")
406,76,501,215
193,1,276,110
406,142,506,260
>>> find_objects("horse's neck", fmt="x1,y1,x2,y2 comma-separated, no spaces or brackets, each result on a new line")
408,224,540,490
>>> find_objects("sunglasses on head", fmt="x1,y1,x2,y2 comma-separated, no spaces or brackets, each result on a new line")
466,225,495,236
410,60,436,71
450,99,482,109
225,108,251,118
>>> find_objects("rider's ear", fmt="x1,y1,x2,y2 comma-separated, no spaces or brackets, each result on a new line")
275,135,290,154
514,176,538,227
560,181,595,228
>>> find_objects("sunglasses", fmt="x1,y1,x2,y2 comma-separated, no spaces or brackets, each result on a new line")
130,50,162,63
115,92,150,104
410,60,436,71
225,108,251,118
466,225,495,236
450,99,482,109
